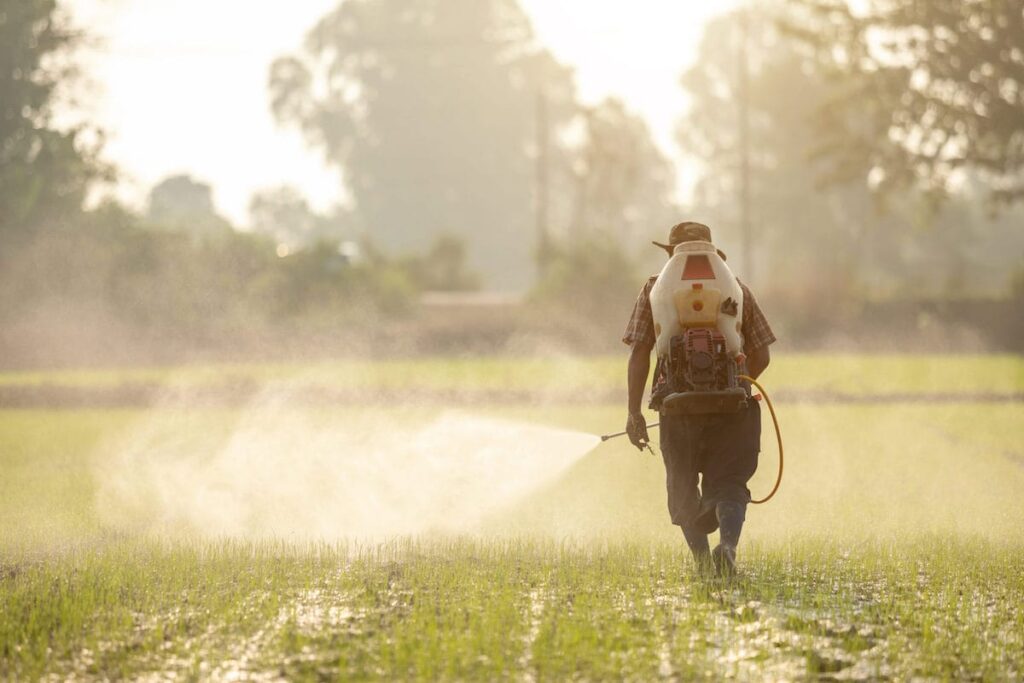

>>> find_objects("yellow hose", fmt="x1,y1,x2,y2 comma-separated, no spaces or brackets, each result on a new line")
738,374,783,504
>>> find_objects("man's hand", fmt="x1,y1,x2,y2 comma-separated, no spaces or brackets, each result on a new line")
626,412,649,451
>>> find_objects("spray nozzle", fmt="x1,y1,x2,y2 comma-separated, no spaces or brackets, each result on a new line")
598,423,661,450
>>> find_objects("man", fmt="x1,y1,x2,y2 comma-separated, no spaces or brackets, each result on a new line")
622,221,776,576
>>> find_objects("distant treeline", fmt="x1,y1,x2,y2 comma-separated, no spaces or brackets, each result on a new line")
1,0,1022,367
0,200,490,367
1,206,1019,367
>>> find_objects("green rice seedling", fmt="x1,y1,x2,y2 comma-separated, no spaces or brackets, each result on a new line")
2,354,1022,679
3,538,1022,680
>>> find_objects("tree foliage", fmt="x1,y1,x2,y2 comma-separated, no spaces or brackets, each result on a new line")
679,6,878,293
530,241,640,326
0,0,99,236
147,175,233,243
567,98,677,246
680,3,1024,308
269,0,574,289
249,186,321,252
786,0,1024,204
401,233,481,291
249,185,354,253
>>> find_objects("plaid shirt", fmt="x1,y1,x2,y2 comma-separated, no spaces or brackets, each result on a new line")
622,275,776,360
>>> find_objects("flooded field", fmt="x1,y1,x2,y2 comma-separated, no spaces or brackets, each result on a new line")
1,355,1022,680
4,539,1023,680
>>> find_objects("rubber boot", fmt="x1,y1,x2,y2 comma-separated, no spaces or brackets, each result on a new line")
682,524,711,574
711,501,746,577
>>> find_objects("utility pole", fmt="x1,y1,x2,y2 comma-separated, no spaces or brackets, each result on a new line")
738,3,753,280
535,88,551,278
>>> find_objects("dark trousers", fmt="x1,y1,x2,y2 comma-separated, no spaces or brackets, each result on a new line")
659,400,761,534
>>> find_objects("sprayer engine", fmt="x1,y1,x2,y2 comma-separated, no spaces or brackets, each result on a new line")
674,328,728,391
656,327,747,416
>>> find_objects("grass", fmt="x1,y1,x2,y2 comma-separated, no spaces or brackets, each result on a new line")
3,539,1022,680
1,354,1023,679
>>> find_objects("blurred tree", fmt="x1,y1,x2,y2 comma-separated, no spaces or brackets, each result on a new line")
402,233,481,291
679,5,879,301
567,98,677,246
249,185,355,254
268,0,574,290
886,176,1024,297
0,0,100,238
249,186,318,252
530,241,640,325
1012,264,1024,302
786,0,1024,205
146,175,233,242
680,2,1024,341
273,241,415,318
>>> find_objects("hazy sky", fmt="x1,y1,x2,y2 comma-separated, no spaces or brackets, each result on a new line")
69,0,737,226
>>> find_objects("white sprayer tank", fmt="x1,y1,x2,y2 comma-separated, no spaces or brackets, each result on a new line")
649,241,744,359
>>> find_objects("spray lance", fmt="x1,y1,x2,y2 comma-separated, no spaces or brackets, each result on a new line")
600,424,660,457
599,374,784,505
599,424,660,443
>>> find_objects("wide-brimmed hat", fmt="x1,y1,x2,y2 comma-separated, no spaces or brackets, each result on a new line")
653,221,726,260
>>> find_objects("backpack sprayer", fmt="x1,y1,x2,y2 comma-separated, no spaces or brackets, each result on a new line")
600,240,784,505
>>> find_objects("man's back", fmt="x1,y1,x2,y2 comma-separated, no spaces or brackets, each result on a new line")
621,221,776,576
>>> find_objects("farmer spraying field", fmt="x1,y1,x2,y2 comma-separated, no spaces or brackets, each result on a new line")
623,222,776,576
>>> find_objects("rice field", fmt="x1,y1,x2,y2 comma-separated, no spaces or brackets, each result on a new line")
1,354,1022,680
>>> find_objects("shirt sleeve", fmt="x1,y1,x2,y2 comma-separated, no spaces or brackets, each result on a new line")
739,282,777,354
622,277,657,348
